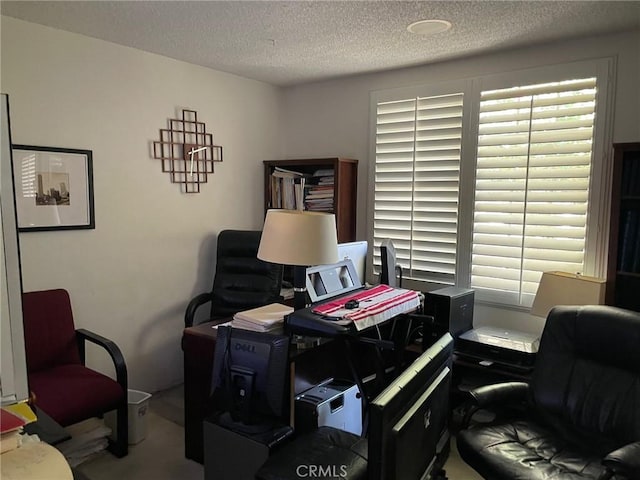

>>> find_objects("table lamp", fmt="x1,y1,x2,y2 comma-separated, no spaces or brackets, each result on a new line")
258,209,339,311
530,271,606,318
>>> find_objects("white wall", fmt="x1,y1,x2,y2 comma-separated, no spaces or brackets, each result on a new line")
281,30,640,335
1,16,284,392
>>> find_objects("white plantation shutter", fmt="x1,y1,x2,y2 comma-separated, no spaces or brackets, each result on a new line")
471,78,597,306
374,93,463,284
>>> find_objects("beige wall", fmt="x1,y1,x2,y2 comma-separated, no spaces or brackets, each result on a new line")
281,29,640,334
1,16,284,392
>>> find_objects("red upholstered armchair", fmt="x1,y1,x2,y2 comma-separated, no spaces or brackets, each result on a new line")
22,289,128,457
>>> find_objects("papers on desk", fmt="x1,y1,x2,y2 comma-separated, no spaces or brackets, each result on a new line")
3,404,36,425
1,408,26,434
312,284,421,331
1,404,35,454
231,303,294,332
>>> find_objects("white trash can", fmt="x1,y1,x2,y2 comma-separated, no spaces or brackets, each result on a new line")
105,389,152,445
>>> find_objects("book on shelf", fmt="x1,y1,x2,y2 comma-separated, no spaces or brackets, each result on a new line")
306,204,333,210
272,166,307,178
618,209,639,272
232,303,294,332
313,168,334,177
271,171,306,210
305,191,334,199
305,180,334,211
632,234,640,273
631,157,640,196
622,158,632,196
294,182,305,210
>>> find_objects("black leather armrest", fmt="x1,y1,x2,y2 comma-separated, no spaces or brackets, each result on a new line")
602,441,640,480
462,382,529,428
184,292,212,327
468,381,529,406
76,328,128,392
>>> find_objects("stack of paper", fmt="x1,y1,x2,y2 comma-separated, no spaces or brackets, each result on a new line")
1,407,27,453
57,418,111,467
232,303,294,332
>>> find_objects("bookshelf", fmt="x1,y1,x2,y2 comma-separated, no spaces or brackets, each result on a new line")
263,158,358,243
606,142,640,312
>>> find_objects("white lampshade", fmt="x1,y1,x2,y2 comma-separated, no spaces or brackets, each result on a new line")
530,271,606,318
258,209,339,266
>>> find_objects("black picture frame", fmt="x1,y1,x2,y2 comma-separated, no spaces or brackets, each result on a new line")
11,145,95,232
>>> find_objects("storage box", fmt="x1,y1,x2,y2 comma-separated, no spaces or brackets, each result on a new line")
105,389,152,445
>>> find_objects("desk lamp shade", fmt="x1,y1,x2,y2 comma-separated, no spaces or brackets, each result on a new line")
258,209,339,310
530,271,606,318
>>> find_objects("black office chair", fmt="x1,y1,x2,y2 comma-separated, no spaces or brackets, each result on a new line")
184,230,284,327
457,305,640,480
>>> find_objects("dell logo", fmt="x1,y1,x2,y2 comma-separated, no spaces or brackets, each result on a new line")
235,343,256,353
423,409,431,429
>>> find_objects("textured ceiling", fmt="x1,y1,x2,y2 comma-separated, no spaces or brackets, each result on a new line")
2,1,639,86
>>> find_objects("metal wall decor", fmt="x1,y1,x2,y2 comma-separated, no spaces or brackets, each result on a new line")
152,109,223,193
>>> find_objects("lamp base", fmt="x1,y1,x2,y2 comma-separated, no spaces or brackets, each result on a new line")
293,265,308,311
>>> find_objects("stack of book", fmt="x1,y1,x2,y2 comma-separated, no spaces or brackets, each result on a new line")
305,168,334,212
232,303,294,332
1,404,35,453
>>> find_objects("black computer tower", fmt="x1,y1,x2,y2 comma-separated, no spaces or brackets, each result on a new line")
423,287,474,349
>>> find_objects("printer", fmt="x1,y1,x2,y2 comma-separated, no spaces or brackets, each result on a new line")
456,326,540,368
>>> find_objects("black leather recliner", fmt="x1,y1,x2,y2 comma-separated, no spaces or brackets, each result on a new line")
457,305,640,480
184,230,284,327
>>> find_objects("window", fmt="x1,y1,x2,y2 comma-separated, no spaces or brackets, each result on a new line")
370,60,613,309
471,78,597,306
373,93,464,285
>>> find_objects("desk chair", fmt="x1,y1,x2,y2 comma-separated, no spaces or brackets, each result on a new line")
22,289,128,457
184,230,284,327
457,305,640,480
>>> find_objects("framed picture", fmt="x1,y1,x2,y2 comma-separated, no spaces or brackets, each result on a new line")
11,145,94,232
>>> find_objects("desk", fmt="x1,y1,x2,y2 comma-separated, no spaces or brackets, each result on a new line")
1,441,74,480
182,320,225,463
182,320,361,464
